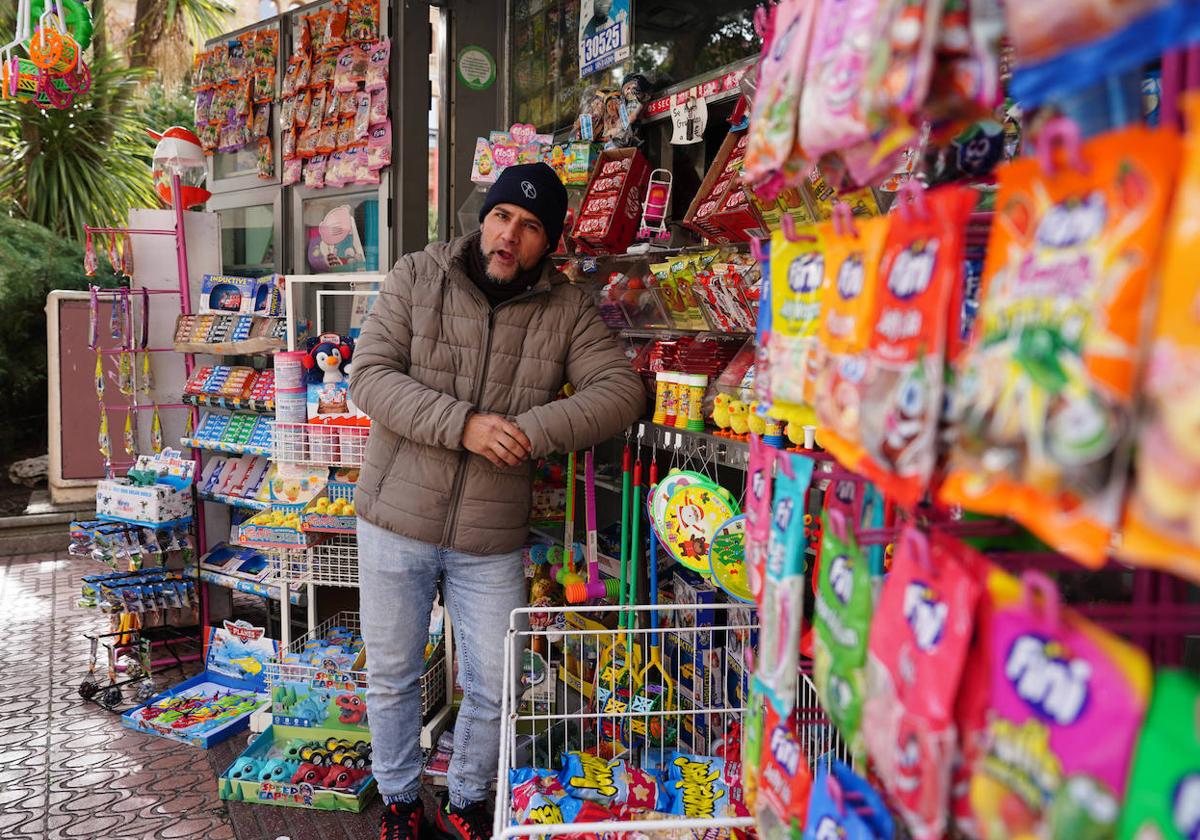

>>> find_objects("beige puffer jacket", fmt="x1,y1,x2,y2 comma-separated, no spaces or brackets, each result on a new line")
350,232,646,555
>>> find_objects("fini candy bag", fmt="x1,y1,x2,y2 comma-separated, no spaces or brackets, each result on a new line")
768,226,824,425
862,528,983,840
861,0,944,148
558,752,669,811
756,453,815,713
940,123,1181,567
746,434,778,604
797,0,877,159
804,760,896,840
969,570,1152,840
813,212,890,473
1121,95,1200,585
1117,669,1200,840
857,184,975,509
757,706,814,835
743,0,818,199
812,505,873,758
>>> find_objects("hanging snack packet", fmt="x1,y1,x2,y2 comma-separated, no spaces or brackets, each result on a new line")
813,212,889,472
294,88,314,128
862,0,943,137
304,154,327,189
856,184,974,509
1117,669,1200,840
1003,0,1161,67
812,505,872,758
367,118,392,170
757,706,814,834
798,0,877,159
558,752,670,812
355,144,381,185
950,554,995,839
756,453,816,711
365,38,391,91
256,137,274,180
1122,96,1200,584
767,227,824,425
969,570,1152,840
369,87,389,125
804,760,895,840
862,529,983,840
334,45,365,93
940,124,1181,567
354,90,372,140
316,120,338,155
252,104,270,138
282,157,302,187
325,0,348,50
923,0,1004,142
666,752,744,820
744,0,818,198
746,434,777,603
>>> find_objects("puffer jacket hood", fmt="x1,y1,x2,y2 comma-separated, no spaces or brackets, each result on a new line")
350,232,646,555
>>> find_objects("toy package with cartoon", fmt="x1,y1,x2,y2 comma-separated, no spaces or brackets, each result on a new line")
803,760,895,840
1117,669,1200,840
1121,97,1200,585
968,569,1152,840
307,204,367,273
854,184,975,509
122,620,276,748
302,332,367,420
941,124,1182,567
756,705,814,834
861,529,984,840
812,505,873,760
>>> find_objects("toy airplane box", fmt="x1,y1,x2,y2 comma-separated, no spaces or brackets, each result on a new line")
219,724,375,812
97,448,196,527
121,620,277,748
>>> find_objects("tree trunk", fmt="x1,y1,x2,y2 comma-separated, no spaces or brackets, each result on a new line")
129,0,166,68
90,0,108,62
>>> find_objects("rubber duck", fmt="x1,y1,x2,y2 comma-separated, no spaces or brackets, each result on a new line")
785,421,806,449
727,400,750,437
711,393,732,436
747,401,767,437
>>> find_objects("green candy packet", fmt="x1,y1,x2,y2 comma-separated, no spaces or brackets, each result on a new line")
812,505,874,759
1118,669,1200,840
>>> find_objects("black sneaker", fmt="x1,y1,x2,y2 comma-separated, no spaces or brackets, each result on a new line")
380,798,425,840
433,795,491,840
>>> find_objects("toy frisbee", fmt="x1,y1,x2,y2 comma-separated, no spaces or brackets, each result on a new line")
709,515,752,602
647,469,708,544
660,479,740,575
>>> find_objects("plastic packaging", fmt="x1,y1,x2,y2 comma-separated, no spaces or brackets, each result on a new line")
767,227,825,425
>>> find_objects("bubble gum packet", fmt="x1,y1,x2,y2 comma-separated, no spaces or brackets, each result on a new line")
940,124,1181,567
852,184,974,509
746,434,777,604
797,0,877,159
1121,97,1200,584
862,528,983,839
1117,669,1200,840
812,505,873,758
756,454,816,712
813,213,889,473
969,570,1151,840
756,706,814,833
558,752,670,812
767,227,825,424
365,39,390,91
744,0,818,198
803,760,895,840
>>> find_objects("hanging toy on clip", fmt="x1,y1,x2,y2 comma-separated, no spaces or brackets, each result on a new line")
107,233,122,278
88,285,99,350
122,233,134,278
84,231,98,276
109,284,122,340
141,353,153,396
123,410,135,456
139,289,153,396
94,352,104,401
98,407,111,461
150,406,163,453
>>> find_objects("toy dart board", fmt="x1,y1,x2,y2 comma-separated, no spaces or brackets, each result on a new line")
709,515,752,603
658,478,741,575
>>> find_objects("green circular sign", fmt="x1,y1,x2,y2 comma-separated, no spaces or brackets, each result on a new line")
456,46,496,91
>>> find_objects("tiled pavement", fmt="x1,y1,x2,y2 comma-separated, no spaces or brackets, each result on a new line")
0,552,388,840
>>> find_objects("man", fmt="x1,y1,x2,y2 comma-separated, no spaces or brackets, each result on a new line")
350,162,645,840
581,0,614,41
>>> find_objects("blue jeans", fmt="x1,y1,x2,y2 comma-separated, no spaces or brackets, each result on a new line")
357,516,528,808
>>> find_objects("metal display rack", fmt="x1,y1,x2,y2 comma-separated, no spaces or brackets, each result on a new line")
272,422,369,468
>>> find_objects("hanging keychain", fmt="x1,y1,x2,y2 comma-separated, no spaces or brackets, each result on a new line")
122,232,135,278
84,231,98,277
94,352,104,401
108,233,122,279
98,406,111,465
117,291,133,395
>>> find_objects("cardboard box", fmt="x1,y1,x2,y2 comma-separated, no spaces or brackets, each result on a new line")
122,621,276,748
218,724,376,812
684,128,760,244
570,148,650,254
96,449,196,526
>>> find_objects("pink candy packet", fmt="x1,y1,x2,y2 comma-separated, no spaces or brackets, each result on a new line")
798,0,877,159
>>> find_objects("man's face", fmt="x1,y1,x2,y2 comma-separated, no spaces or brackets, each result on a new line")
480,203,550,282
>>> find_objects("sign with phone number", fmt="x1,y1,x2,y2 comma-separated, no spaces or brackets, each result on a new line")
579,0,630,78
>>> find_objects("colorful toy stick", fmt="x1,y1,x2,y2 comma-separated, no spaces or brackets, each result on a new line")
122,232,134,278
565,450,621,603
553,451,583,587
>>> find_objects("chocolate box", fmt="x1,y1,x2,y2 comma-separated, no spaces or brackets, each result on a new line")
570,148,650,254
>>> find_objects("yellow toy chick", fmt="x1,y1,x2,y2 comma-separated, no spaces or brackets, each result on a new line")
727,400,750,437
712,393,731,435
747,402,767,437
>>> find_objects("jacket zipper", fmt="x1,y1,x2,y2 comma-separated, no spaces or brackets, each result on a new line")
440,284,547,547
372,436,403,495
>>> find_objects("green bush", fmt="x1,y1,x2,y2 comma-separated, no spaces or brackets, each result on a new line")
0,216,119,451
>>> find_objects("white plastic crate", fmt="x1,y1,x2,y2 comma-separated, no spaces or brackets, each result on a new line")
273,421,369,467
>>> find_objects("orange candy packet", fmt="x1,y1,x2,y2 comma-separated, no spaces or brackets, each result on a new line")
1121,96,1200,583
940,123,1182,567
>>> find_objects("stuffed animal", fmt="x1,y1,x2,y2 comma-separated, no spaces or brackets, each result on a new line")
727,400,750,436
712,393,731,435
303,334,354,384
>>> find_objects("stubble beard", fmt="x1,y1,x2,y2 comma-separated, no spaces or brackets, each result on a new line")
481,241,519,284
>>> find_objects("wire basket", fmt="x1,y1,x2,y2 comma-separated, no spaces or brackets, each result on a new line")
273,421,369,467
271,535,359,588
495,603,847,839
266,610,445,718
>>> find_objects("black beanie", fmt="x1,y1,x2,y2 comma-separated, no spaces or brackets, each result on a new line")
478,162,569,251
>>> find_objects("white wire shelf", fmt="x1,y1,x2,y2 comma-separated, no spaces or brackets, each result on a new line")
272,534,359,588
273,422,369,467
